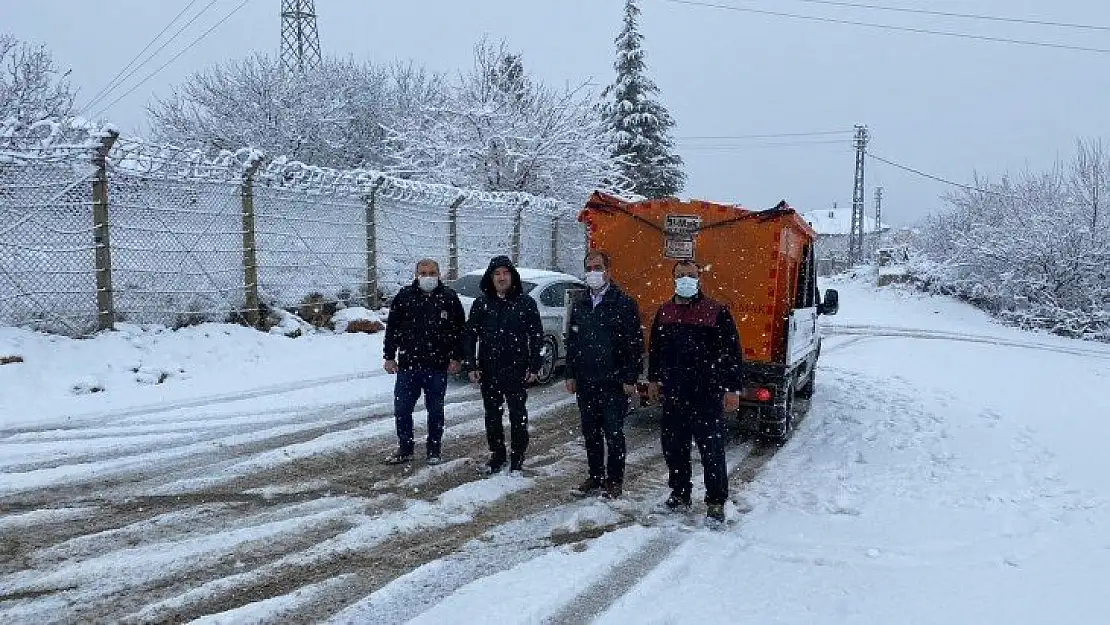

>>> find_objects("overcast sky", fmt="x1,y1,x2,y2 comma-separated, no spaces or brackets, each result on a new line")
6,0,1110,225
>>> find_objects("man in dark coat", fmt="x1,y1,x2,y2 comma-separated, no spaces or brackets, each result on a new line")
463,255,544,474
383,258,466,465
565,250,644,499
647,260,743,523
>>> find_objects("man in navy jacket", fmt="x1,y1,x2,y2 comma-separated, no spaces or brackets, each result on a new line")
565,250,644,499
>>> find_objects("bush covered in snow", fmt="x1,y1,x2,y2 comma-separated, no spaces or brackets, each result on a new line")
909,140,1110,342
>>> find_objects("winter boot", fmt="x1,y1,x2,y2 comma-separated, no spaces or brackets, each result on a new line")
573,476,604,496
706,503,726,523
664,490,692,511
602,480,623,499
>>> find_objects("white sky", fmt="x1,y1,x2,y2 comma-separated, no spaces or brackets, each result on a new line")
6,0,1110,224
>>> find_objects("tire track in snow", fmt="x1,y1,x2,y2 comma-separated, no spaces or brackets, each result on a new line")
0,388,489,501
1,383,798,624
822,324,1110,359
544,404,813,624
0,369,394,438
0,387,575,623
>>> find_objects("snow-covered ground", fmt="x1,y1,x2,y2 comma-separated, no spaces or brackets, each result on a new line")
0,318,393,432
2,274,1109,623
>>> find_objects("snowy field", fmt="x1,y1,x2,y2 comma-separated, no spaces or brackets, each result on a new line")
2,274,1109,623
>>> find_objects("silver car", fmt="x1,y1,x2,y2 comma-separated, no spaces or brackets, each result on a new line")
451,267,584,385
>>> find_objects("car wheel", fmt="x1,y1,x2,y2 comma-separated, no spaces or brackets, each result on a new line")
536,335,558,385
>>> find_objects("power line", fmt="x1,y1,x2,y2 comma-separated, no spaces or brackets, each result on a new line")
680,139,849,150
81,0,222,115
866,152,1020,198
676,130,853,140
91,0,251,121
783,0,1110,33
654,0,1110,55
77,0,202,114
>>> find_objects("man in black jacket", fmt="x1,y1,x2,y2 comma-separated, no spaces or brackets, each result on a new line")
463,255,544,474
647,260,743,523
383,258,466,465
565,250,644,499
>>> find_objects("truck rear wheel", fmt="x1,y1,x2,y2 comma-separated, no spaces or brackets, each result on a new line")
764,381,795,444
795,369,815,399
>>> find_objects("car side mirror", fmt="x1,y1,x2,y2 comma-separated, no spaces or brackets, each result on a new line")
818,288,839,315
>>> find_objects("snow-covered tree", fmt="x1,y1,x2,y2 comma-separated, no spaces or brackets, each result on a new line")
0,33,76,125
393,38,630,203
1069,138,1110,231
601,0,685,198
913,144,1110,339
147,54,444,171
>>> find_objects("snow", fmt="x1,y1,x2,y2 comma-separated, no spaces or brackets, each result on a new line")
0,321,390,431
408,527,657,625
3,272,1110,623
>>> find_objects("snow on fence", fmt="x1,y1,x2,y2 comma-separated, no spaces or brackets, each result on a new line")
0,120,586,336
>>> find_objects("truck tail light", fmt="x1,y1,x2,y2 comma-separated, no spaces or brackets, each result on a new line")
740,385,776,402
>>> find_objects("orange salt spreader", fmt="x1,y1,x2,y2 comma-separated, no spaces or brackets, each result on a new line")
577,191,840,441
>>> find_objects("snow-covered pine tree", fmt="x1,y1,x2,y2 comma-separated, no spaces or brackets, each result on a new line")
602,0,685,198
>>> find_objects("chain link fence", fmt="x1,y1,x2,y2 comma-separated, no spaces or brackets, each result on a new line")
0,121,586,336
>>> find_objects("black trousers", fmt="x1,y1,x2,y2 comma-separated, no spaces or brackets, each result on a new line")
577,380,627,484
481,381,529,466
661,394,729,505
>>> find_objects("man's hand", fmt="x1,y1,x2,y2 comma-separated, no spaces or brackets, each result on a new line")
383,359,399,374
723,391,740,412
565,379,577,394
447,359,462,375
647,382,661,402
468,370,481,384
622,383,637,396
525,372,539,385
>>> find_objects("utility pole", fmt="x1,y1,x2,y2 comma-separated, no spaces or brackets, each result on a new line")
280,0,321,75
849,124,869,264
873,186,883,233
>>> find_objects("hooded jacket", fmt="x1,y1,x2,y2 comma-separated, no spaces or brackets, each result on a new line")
383,278,466,371
463,256,544,387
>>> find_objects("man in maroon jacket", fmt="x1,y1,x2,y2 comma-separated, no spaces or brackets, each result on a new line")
647,260,743,523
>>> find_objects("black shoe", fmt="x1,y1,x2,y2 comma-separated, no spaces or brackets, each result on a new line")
664,491,691,510
574,477,604,496
706,503,726,523
509,454,524,472
426,454,442,466
602,480,623,499
486,454,506,475
384,450,413,465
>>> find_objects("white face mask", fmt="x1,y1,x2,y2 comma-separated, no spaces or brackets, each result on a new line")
418,276,439,292
584,271,606,289
675,276,699,298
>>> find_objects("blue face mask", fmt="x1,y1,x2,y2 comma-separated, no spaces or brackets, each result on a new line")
675,276,699,298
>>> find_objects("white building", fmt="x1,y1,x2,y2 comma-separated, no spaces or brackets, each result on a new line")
801,203,891,273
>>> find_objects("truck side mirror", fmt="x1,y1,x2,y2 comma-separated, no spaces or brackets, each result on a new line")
818,288,839,315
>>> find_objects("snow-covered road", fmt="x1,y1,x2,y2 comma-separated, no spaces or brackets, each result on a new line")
3,275,1109,624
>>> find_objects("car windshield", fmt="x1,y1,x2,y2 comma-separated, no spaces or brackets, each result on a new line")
451,274,536,298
